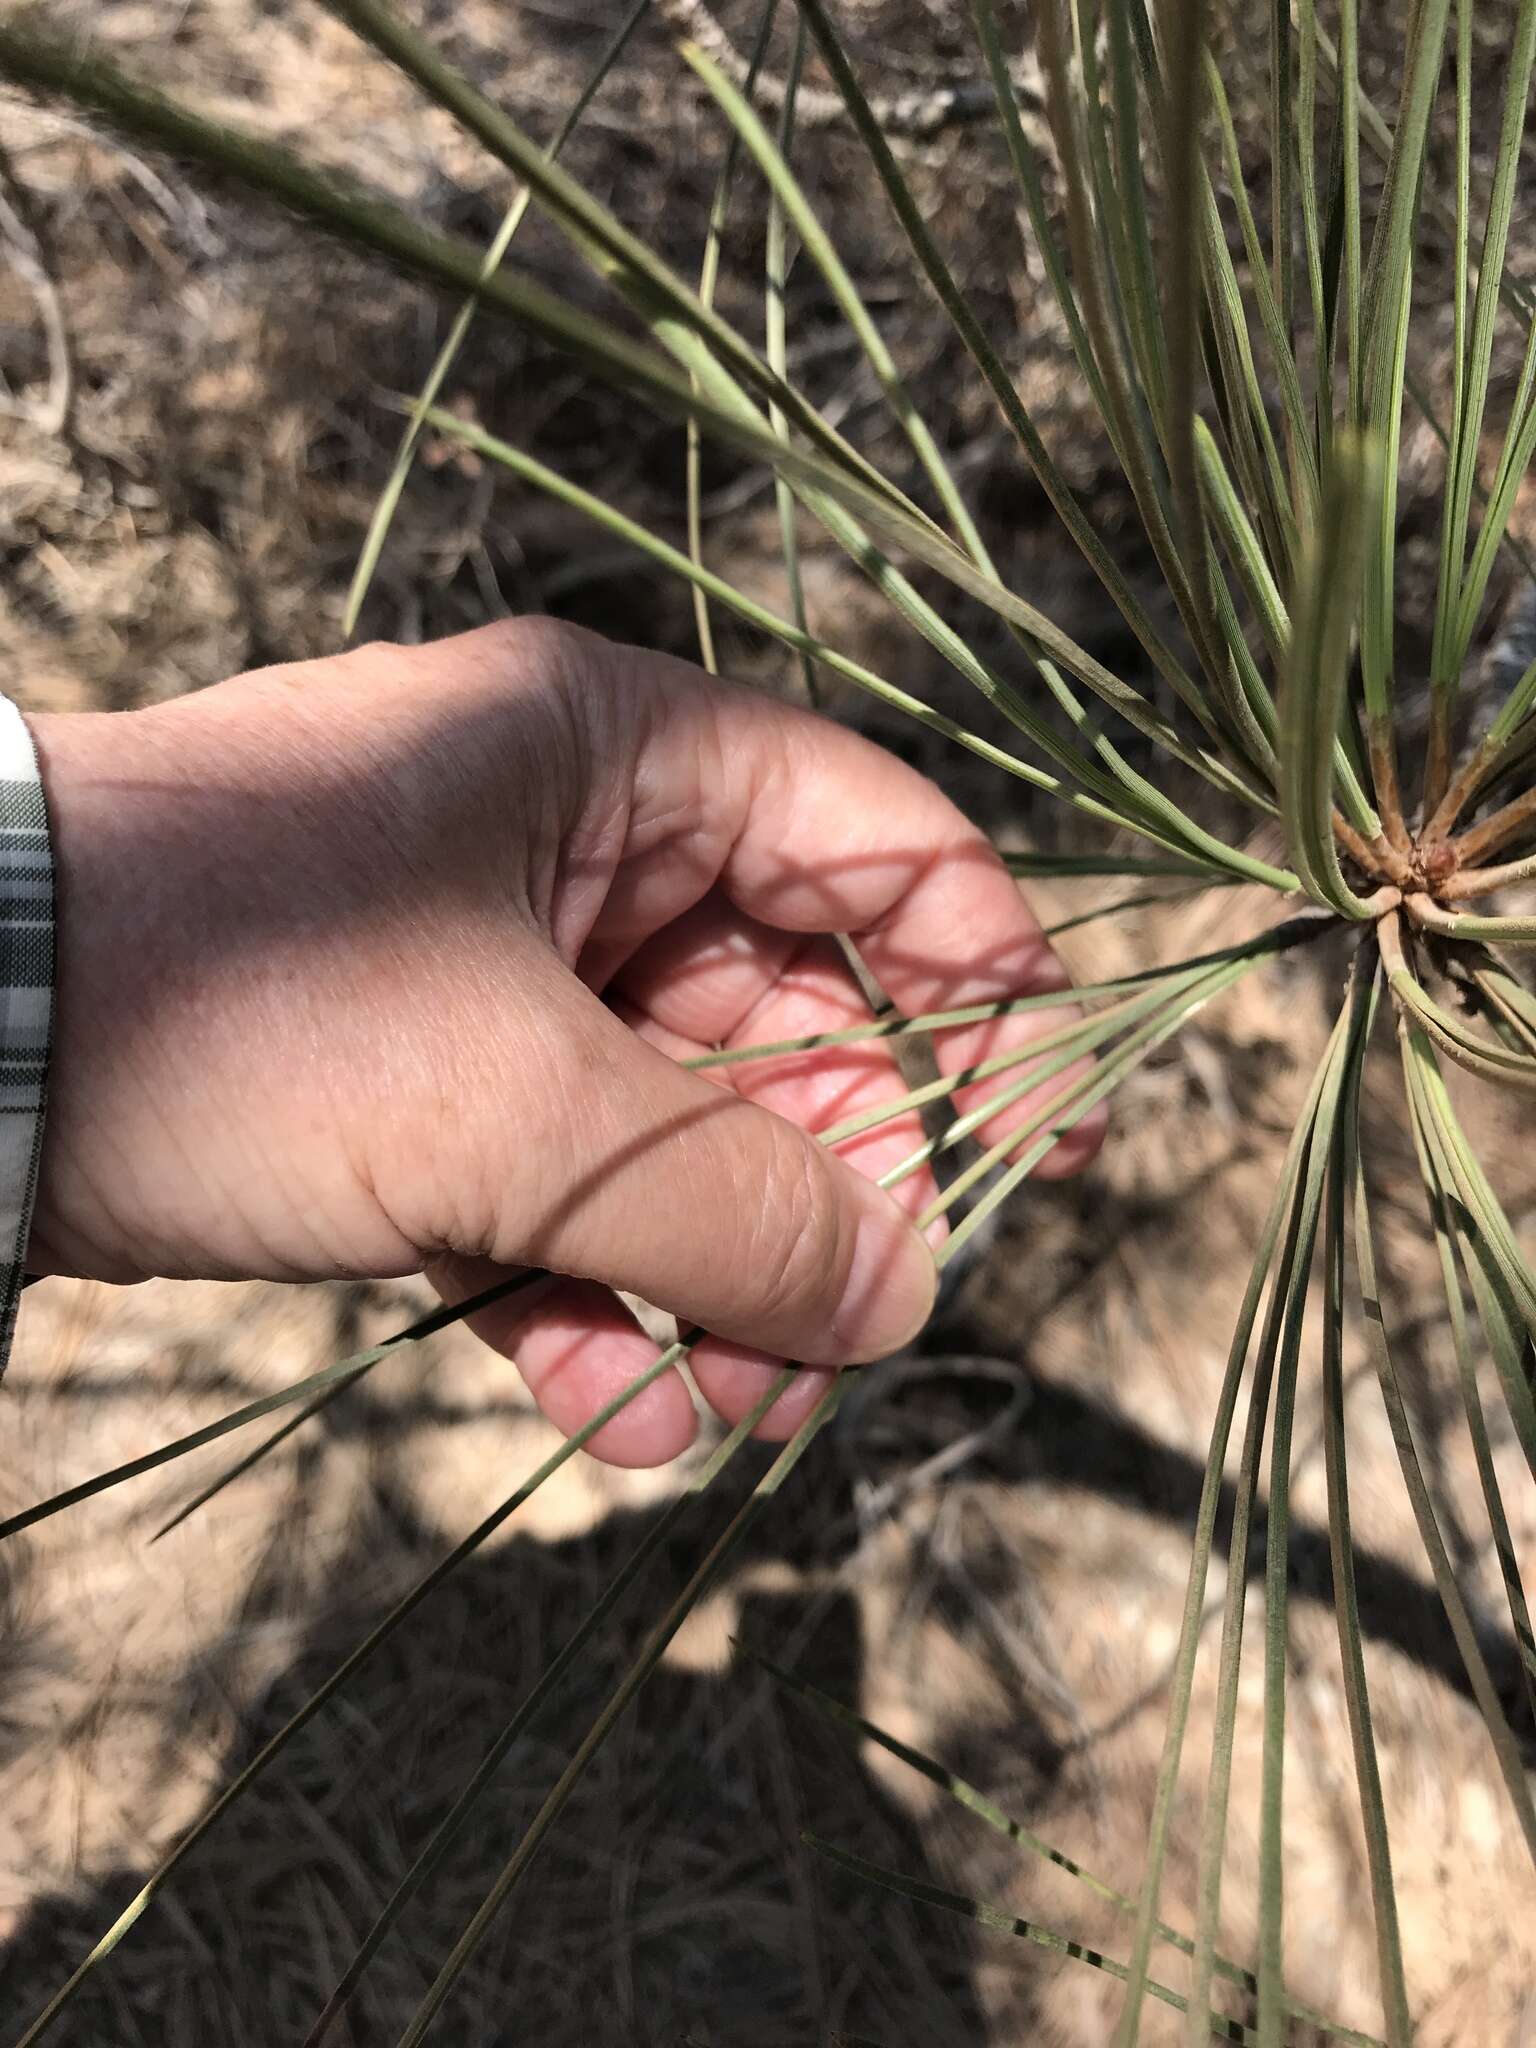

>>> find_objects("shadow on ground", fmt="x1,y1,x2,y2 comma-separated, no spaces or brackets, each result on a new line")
0,1423,1012,2047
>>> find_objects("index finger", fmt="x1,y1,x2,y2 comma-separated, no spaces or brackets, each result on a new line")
694,677,1106,1175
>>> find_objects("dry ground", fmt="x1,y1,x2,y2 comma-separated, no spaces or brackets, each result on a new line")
1,3,1534,2043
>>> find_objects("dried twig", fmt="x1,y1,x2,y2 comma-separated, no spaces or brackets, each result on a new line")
0,133,71,434
656,0,1042,139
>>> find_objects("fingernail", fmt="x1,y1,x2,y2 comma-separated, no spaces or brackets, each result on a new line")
827,1178,938,1363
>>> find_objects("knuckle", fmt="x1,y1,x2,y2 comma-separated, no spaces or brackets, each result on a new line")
742,1123,851,1330
497,613,598,685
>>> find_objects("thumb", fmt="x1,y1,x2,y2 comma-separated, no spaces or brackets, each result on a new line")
501,984,937,1366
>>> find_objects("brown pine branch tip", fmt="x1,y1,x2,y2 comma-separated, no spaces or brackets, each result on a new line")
1337,736,1536,914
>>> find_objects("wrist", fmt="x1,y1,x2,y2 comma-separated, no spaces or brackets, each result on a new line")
24,709,156,1279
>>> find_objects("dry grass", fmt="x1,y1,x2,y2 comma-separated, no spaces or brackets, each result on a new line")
1,2,1535,2042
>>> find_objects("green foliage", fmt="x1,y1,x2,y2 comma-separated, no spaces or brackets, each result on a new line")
3,0,1536,2040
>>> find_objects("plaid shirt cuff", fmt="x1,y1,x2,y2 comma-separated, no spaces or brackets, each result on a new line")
0,694,53,1374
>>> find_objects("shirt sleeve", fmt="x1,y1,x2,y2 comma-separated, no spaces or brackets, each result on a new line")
0,694,54,1373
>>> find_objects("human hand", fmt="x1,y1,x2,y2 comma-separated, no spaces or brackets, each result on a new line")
29,619,1102,1464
